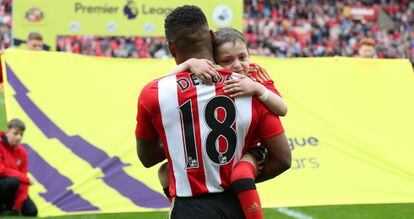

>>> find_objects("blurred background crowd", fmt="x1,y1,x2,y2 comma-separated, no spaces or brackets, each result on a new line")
1,0,413,63
0,0,11,51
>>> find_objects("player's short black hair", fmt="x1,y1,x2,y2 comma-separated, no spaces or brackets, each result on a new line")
164,5,208,42
213,27,248,55
8,118,25,132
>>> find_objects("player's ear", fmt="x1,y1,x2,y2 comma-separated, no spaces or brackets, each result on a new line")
167,42,176,57
210,30,215,46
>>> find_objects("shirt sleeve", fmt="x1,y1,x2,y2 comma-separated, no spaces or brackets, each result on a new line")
0,149,30,184
135,82,158,139
17,146,28,174
13,184,28,211
249,63,282,97
254,98,285,139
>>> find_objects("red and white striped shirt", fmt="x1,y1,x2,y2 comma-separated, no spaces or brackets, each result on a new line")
136,68,284,197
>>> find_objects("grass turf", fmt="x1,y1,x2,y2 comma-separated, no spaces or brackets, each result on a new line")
1,90,413,219
1,204,414,218
0,89,6,131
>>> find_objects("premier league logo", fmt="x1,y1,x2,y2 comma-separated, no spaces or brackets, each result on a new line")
123,0,138,19
212,5,233,27
218,154,227,164
187,157,198,168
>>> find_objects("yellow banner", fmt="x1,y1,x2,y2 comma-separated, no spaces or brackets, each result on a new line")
251,57,414,207
12,0,243,50
1,49,414,217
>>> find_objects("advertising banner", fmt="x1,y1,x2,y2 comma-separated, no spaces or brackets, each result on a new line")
12,0,243,50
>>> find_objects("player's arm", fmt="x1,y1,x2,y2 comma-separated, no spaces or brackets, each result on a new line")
252,104,291,183
135,83,166,168
136,137,166,168
255,133,291,183
224,76,287,116
167,58,219,83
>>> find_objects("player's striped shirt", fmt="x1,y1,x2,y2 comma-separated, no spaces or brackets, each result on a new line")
136,68,284,197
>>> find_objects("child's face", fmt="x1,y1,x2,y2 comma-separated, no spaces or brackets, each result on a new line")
215,40,250,75
6,127,24,146
27,39,43,51
358,45,375,58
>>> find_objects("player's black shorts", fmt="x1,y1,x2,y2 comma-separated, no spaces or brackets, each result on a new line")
169,191,245,219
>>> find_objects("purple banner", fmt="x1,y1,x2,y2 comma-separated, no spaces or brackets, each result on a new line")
23,143,99,212
6,63,169,209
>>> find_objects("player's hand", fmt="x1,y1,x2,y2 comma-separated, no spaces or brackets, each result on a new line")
247,145,268,175
223,75,262,97
256,157,266,175
187,58,219,84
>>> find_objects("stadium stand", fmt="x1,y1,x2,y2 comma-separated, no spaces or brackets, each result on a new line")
0,0,11,53
0,0,413,64
244,0,413,62
56,36,169,58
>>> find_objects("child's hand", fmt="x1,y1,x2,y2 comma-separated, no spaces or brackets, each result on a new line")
187,58,219,84
223,75,264,97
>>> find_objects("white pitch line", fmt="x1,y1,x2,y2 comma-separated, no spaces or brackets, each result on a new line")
276,207,314,219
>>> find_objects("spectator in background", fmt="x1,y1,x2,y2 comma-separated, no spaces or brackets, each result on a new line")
243,0,413,63
0,0,11,53
56,36,169,58
358,38,376,58
0,0,12,89
26,32,43,51
0,119,37,217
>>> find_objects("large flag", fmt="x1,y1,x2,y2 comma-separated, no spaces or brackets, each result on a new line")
1,49,414,216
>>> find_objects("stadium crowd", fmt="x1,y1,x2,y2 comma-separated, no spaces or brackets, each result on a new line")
0,0,11,52
244,0,413,61
0,0,413,63
56,36,169,58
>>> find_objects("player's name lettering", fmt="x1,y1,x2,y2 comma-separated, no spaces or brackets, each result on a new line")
141,5,173,15
177,73,232,92
74,3,119,14
288,136,319,151
291,157,320,169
